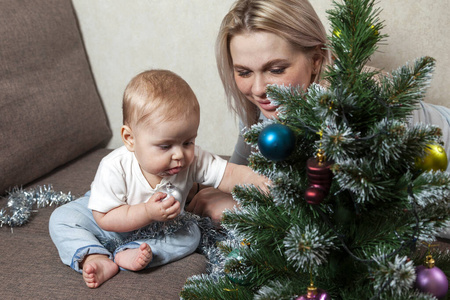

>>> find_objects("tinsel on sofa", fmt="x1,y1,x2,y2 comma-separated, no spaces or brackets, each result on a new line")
0,185,224,258
0,185,73,228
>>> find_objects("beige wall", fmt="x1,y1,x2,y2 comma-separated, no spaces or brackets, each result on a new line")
72,0,450,156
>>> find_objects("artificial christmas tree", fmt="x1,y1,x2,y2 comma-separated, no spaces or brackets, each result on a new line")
181,0,450,298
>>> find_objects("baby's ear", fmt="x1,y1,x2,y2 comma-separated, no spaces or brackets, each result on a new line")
121,125,135,152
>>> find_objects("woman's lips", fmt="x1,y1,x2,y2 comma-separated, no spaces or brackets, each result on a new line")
258,100,278,111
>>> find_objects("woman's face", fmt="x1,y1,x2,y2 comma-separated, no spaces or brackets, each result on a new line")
230,31,319,119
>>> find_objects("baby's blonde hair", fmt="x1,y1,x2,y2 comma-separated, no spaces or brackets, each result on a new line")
216,0,331,127
123,69,200,128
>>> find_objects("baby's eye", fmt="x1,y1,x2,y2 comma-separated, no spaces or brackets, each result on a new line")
183,141,195,147
159,145,171,150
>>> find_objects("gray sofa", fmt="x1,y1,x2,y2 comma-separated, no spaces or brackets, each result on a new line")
2,1,449,299
0,1,206,299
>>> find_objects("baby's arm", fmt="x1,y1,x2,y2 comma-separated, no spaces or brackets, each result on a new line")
92,192,181,232
217,162,269,194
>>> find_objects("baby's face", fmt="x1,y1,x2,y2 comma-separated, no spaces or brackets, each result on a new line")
132,112,199,187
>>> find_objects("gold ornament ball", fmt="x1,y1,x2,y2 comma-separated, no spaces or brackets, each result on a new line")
416,144,448,172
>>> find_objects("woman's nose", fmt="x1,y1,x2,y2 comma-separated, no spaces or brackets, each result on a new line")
251,74,267,98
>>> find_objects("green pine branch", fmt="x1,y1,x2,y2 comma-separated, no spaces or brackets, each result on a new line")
381,56,436,119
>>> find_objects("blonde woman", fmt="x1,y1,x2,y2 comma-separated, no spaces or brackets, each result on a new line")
186,0,450,225
187,0,331,221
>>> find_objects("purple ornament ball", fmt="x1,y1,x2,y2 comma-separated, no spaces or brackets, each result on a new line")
415,265,448,299
295,288,330,300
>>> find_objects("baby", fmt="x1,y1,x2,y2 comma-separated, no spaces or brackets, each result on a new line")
49,69,268,288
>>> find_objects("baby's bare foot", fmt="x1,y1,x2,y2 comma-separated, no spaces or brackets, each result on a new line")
82,254,119,289
115,243,153,271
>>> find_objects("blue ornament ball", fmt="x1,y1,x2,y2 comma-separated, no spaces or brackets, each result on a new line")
225,249,250,286
258,123,296,161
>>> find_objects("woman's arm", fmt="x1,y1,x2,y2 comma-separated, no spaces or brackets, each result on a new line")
186,163,269,224
229,123,251,165
217,162,269,194
92,192,181,232
186,187,236,225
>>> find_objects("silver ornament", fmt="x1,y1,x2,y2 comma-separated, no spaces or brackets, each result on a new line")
157,182,182,203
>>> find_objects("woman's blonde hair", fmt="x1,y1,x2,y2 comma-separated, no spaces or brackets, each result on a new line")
216,0,330,127
123,69,199,128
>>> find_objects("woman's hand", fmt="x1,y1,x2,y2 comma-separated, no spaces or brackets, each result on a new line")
218,163,270,194
186,187,237,225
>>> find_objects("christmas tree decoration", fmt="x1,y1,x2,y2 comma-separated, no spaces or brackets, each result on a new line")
333,29,342,38
295,283,330,300
304,149,334,205
102,211,211,254
334,24,378,39
415,144,448,172
224,248,250,286
370,24,379,36
296,268,331,299
240,239,251,247
0,185,73,228
415,254,448,299
157,182,182,203
181,0,450,298
257,123,295,161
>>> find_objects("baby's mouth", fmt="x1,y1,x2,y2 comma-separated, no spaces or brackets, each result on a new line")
166,166,182,175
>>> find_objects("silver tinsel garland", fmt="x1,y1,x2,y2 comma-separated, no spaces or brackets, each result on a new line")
100,212,226,256
0,185,73,228
0,185,225,258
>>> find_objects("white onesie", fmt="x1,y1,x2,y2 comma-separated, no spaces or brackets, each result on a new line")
88,145,227,213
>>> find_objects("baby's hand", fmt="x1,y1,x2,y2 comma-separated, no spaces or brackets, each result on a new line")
145,192,181,222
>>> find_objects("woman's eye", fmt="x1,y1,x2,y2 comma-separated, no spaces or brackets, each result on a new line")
237,70,251,78
270,67,286,75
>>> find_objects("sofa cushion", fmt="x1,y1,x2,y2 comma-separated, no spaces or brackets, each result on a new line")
0,0,111,194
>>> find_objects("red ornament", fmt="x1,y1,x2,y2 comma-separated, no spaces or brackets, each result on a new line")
305,151,333,205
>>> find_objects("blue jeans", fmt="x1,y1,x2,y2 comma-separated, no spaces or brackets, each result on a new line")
49,192,200,273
